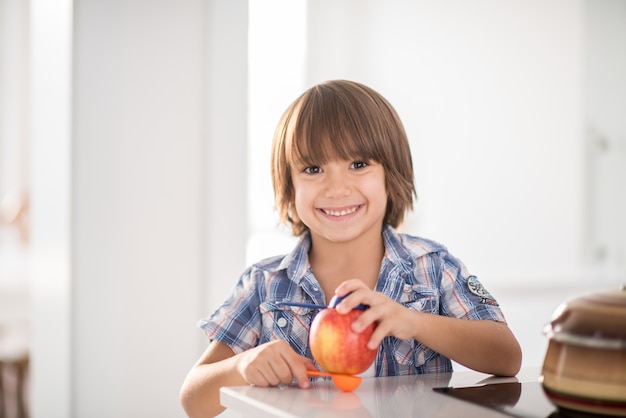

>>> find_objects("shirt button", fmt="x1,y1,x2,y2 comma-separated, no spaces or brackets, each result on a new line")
276,317,287,328
312,286,319,291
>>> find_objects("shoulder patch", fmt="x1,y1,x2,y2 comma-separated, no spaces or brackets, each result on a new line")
467,275,499,306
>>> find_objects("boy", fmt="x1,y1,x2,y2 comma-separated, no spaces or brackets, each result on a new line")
180,80,522,417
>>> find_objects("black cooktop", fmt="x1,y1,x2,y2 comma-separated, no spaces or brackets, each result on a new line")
433,381,609,418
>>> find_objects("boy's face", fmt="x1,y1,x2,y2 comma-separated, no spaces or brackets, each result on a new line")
291,158,387,245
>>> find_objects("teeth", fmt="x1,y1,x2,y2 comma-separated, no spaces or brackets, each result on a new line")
324,206,358,217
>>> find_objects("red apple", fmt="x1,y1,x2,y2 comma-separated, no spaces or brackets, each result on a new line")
309,308,377,375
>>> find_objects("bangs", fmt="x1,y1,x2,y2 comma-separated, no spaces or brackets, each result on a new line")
284,86,386,168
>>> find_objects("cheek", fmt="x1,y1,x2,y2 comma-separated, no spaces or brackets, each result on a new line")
365,187,389,220
363,180,387,205
292,183,313,214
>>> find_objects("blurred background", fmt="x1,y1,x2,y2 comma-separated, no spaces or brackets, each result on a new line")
0,0,624,417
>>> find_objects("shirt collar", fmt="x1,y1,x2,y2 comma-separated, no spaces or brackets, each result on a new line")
277,232,312,285
277,224,433,285
381,224,417,274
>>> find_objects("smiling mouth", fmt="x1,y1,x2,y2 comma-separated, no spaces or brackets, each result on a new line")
321,205,360,217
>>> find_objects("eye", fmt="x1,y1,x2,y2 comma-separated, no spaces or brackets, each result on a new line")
351,161,369,170
303,165,322,174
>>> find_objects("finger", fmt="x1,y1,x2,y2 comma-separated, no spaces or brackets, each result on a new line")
275,345,315,388
238,351,270,386
279,351,314,389
366,322,388,350
258,364,282,387
334,279,366,298
349,304,378,331
304,358,317,371
335,288,373,314
292,359,314,389
242,369,264,386
271,345,312,386
269,357,296,386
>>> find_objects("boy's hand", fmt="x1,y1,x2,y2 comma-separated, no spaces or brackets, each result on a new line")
333,279,419,350
236,340,316,389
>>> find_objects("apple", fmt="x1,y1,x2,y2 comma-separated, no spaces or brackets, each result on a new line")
309,308,377,375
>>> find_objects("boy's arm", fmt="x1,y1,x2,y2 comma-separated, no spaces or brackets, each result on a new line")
180,340,315,418
179,341,242,417
397,312,521,376
359,301,521,376
335,280,522,377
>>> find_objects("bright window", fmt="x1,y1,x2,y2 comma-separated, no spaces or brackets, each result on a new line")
247,0,306,265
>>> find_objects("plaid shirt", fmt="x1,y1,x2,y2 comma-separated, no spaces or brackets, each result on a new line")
198,224,506,376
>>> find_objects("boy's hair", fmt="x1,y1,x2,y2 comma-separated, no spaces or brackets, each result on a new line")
271,80,416,236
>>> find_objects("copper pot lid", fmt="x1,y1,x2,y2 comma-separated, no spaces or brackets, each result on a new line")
544,285,626,349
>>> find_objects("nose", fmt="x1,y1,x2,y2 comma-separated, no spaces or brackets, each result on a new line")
324,170,351,198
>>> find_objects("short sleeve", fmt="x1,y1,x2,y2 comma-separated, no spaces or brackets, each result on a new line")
197,267,262,354
439,254,506,323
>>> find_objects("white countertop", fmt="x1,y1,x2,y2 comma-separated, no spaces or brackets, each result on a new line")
220,367,555,418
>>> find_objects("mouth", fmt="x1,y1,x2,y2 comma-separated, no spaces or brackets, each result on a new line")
320,205,361,217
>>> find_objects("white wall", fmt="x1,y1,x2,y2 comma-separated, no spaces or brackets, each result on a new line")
71,2,206,416
305,0,588,286
584,0,626,275
30,1,248,417
29,0,72,415
246,0,306,263
204,0,249,321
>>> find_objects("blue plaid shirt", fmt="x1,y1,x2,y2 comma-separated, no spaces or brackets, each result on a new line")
198,224,506,376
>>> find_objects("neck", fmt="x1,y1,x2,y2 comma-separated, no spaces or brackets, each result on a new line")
308,228,385,300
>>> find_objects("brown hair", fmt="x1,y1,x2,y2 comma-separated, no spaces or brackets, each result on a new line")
271,80,416,236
